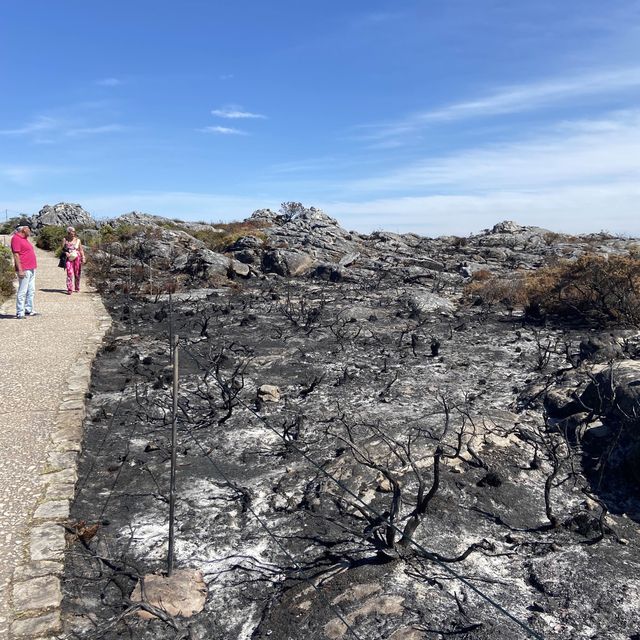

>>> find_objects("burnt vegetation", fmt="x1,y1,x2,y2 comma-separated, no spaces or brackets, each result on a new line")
61,212,640,639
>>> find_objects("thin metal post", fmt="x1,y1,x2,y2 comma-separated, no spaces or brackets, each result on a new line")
167,334,179,576
169,292,173,360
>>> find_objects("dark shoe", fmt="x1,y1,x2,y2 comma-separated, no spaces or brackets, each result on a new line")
67,291,72,295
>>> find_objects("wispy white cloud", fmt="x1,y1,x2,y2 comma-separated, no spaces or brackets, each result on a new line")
360,66,640,142
219,74,234,81
0,163,70,186
349,110,640,193
65,124,126,137
211,106,266,119
200,125,248,135
325,182,640,237
323,109,640,236
0,112,126,140
96,77,122,87
0,114,126,140
0,116,58,136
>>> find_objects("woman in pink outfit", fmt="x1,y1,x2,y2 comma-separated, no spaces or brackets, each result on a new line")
61,227,86,294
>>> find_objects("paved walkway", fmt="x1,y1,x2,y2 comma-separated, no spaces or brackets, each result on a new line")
0,237,111,638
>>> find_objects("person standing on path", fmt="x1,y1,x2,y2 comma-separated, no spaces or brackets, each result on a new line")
10,224,37,319
61,226,86,294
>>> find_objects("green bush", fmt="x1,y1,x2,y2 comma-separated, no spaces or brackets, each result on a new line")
0,217,23,235
36,226,66,251
0,245,15,303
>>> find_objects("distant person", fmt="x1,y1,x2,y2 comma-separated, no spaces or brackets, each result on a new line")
11,224,38,319
61,226,86,294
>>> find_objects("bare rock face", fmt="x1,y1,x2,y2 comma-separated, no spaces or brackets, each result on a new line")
31,203,96,231
100,211,176,228
262,249,316,277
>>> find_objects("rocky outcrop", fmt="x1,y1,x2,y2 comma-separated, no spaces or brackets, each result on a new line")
100,211,222,235
31,203,96,231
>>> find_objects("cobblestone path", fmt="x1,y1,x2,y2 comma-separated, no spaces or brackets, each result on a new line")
0,237,110,638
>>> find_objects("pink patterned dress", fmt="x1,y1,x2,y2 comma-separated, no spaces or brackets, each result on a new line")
63,238,83,293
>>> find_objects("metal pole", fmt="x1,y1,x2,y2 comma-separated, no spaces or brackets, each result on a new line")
128,250,133,338
169,292,173,360
167,334,179,576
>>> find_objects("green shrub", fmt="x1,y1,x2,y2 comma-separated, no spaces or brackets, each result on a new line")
0,245,15,303
0,217,23,235
36,226,66,251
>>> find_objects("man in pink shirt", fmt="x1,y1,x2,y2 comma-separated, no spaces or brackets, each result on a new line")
11,224,38,319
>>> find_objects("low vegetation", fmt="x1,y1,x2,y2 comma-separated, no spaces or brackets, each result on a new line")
189,220,268,252
0,245,15,303
466,252,640,326
93,223,147,245
0,216,23,235
35,225,66,252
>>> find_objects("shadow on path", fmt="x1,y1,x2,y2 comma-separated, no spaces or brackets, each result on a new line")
40,288,68,295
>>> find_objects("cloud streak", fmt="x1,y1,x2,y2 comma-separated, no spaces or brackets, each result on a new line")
96,77,122,87
325,182,640,236
200,125,248,135
211,106,266,119
0,114,125,140
0,116,58,136
349,110,640,194
360,66,640,142
65,124,126,137
0,163,70,186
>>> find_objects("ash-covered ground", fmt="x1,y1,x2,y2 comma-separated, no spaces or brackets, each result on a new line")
62,211,640,640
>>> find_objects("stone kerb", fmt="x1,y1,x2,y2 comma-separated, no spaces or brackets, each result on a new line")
9,301,111,640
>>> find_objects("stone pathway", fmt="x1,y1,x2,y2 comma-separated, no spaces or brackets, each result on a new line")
0,237,111,638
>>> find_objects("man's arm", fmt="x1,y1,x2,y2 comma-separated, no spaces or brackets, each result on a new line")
12,251,24,278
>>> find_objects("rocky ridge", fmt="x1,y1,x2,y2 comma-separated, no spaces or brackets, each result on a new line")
31,203,96,231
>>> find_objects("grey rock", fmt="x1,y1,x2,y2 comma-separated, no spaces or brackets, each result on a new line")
404,291,456,316
580,360,640,419
338,252,360,267
227,235,265,251
263,249,315,276
230,260,251,278
258,384,281,402
232,249,258,264
10,611,61,638
313,263,343,282
13,575,61,611
490,220,526,234
32,202,95,231
30,524,65,561
579,336,624,363
34,500,70,520
12,560,64,582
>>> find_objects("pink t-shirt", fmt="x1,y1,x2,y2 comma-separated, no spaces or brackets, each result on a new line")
10,233,37,271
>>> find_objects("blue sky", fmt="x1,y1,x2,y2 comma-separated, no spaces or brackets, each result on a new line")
2,0,640,236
